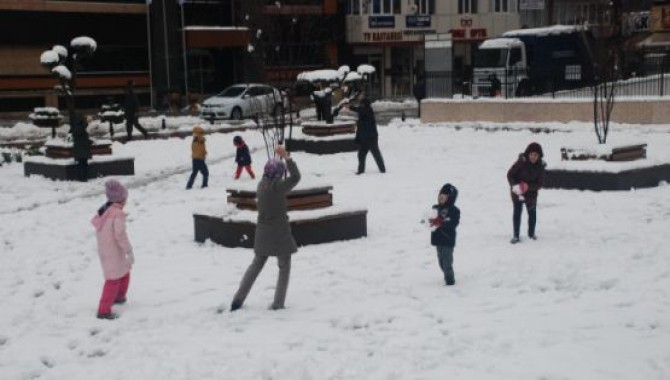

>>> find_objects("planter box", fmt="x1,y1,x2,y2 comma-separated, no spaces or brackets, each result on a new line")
45,144,113,159
544,163,670,191
227,186,333,211
24,157,134,180
301,120,356,136
286,138,357,154
193,210,368,248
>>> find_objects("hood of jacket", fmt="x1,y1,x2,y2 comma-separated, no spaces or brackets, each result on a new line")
91,203,122,231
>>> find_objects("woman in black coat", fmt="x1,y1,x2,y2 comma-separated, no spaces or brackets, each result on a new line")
347,94,386,175
72,116,92,182
507,142,546,244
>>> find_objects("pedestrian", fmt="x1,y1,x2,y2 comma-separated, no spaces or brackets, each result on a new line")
428,183,461,285
124,80,149,141
186,125,209,189
230,145,300,311
91,179,134,320
507,142,546,244
233,135,255,180
345,93,386,174
71,115,92,182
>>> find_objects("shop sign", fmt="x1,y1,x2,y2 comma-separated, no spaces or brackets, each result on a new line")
470,28,487,39
447,28,487,39
406,15,431,28
369,16,395,29
363,31,404,42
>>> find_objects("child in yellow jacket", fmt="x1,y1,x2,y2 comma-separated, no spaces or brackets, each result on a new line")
186,125,209,189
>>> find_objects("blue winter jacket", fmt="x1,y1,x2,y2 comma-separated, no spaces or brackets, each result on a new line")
430,201,460,247
235,143,252,166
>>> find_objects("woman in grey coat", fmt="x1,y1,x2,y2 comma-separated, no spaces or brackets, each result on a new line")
231,145,301,311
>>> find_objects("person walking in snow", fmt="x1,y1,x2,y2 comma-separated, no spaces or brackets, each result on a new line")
72,115,92,182
507,142,546,244
124,80,149,141
233,135,255,180
428,183,461,285
344,93,386,175
230,145,300,311
91,179,134,320
186,125,209,189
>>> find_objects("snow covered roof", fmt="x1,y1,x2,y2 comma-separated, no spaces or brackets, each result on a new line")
479,38,523,49
502,24,586,37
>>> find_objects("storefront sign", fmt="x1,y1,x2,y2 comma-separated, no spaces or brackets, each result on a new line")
406,15,431,28
448,28,488,39
363,31,404,42
470,28,487,39
369,16,395,29
519,0,544,10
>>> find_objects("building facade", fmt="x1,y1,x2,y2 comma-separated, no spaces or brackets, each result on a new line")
344,0,521,98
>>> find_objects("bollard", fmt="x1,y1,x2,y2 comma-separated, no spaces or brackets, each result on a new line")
162,118,167,130
401,111,406,122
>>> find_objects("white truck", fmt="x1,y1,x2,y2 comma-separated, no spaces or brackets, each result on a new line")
472,25,595,97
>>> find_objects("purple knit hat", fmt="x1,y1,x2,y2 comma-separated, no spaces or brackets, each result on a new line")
105,179,128,203
263,158,286,179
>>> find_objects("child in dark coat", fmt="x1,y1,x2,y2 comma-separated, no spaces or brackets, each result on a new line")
429,183,461,285
507,142,546,244
233,135,255,180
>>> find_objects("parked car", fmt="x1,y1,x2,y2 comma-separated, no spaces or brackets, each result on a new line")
200,83,285,120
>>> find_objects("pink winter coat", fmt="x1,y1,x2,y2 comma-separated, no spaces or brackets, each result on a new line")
91,204,133,280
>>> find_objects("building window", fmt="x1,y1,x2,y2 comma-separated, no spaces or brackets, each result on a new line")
417,0,435,14
369,0,398,14
459,0,478,14
492,0,516,13
348,0,361,14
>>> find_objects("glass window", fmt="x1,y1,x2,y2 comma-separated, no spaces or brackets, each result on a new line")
373,0,381,14
218,86,246,97
418,0,435,14
474,49,507,68
509,48,522,65
459,0,477,14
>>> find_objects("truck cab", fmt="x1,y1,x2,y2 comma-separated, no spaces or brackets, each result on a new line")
472,38,527,98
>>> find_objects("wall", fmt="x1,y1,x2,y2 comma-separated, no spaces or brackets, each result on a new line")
421,98,670,124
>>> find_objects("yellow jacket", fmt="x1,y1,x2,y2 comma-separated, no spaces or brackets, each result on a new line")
191,127,207,159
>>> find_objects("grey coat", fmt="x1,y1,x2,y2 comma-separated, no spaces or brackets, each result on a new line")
254,159,301,256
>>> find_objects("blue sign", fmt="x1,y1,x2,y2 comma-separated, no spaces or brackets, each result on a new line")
406,15,431,28
369,16,395,29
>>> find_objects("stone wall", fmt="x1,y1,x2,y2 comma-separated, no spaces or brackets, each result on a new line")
421,99,670,125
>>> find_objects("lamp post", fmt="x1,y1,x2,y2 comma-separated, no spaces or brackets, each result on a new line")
179,0,189,101
146,0,155,109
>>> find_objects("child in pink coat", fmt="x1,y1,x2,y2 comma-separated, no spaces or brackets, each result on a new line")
91,179,134,319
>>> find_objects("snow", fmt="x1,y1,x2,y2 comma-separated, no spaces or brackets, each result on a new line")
297,69,342,83
479,37,522,49
70,36,97,51
40,51,59,66
357,64,376,75
502,24,586,37
52,65,72,80
1,117,670,379
51,45,68,59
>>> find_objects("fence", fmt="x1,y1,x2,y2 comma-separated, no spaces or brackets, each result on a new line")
425,56,670,99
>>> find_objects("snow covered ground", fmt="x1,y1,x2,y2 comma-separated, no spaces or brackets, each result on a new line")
1,118,669,379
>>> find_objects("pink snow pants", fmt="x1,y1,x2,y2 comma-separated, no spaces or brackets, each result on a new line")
98,272,130,314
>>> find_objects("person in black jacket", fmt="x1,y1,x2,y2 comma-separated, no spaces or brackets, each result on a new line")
346,93,386,175
233,135,255,180
124,80,149,141
429,183,461,285
507,142,546,244
72,115,93,182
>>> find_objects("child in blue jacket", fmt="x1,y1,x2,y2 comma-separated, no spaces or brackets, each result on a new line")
429,183,461,285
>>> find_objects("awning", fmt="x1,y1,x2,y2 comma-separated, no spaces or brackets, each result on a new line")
638,32,670,48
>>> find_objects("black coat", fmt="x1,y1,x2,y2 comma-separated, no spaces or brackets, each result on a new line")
350,104,379,144
507,154,546,205
124,90,139,116
235,143,252,166
430,201,460,247
72,123,92,161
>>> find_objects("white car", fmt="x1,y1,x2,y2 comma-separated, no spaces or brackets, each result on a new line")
200,83,285,120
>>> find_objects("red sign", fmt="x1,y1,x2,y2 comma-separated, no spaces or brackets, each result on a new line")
470,28,487,38
449,29,466,38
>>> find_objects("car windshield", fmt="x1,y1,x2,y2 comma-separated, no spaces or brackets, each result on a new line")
217,86,246,97
475,49,508,68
